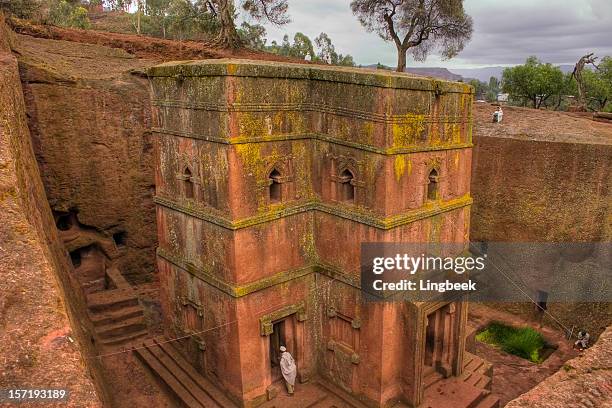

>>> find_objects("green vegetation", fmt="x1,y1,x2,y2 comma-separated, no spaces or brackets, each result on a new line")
468,76,501,102
0,0,41,19
48,0,91,28
265,32,355,66
0,0,355,66
582,56,612,112
500,55,611,112
502,56,566,109
350,0,473,72
476,322,546,363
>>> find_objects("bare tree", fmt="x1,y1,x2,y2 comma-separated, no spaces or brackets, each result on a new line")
350,0,473,72
209,0,289,48
571,53,598,111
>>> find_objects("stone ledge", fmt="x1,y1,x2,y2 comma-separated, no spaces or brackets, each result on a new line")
152,99,468,124
152,127,473,154
157,247,363,298
147,59,472,94
153,195,473,230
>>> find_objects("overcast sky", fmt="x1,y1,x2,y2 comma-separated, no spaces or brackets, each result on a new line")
247,0,612,68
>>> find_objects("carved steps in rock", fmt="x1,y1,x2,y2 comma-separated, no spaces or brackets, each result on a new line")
87,287,139,312
134,338,237,408
472,394,500,408
95,315,146,339
89,304,143,326
462,372,492,391
87,286,147,347
424,367,444,390
421,352,499,408
99,328,148,346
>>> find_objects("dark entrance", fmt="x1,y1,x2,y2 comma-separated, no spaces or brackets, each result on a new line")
424,312,437,369
423,304,455,379
269,320,286,382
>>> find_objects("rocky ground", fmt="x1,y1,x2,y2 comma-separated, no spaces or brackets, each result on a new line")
506,325,611,408
473,103,612,144
468,304,580,406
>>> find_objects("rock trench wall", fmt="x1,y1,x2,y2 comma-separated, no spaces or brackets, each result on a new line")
0,14,106,407
470,134,612,338
15,32,158,284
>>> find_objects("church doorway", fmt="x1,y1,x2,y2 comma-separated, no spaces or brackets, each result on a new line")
269,316,297,383
423,303,455,377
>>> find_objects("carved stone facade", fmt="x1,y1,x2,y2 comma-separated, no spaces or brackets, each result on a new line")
148,60,474,407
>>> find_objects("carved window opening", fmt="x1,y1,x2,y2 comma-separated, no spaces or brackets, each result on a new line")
339,169,355,202
536,290,548,312
427,168,439,201
269,169,282,203
113,231,127,248
183,167,194,199
56,214,72,231
70,249,82,268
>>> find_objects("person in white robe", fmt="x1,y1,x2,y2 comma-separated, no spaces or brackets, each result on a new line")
279,346,296,395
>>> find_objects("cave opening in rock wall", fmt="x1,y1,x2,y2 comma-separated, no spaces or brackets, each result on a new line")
113,231,127,247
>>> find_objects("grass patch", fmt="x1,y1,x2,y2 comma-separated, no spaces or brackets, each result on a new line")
476,322,548,363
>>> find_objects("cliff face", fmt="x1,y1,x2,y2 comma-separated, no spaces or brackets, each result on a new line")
506,326,612,408
471,105,611,243
470,104,612,337
0,14,103,406
14,33,158,283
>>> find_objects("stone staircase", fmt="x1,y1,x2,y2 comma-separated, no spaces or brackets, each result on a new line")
87,286,147,347
420,353,500,408
134,338,237,408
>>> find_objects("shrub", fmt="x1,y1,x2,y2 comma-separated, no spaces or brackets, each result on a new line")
0,0,42,19
476,322,546,363
48,0,90,29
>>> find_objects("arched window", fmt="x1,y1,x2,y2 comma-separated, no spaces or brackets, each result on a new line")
183,167,194,199
269,169,282,203
339,169,355,202
427,169,439,201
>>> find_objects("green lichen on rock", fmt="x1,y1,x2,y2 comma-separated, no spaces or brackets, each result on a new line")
393,154,412,182
300,231,317,262
392,113,426,148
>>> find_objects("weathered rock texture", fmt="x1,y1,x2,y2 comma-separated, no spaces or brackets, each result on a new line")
0,14,104,406
470,104,612,338
505,325,612,408
150,59,475,407
14,33,158,283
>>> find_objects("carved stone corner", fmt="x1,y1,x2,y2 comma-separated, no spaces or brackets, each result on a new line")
261,321,273,336
351,318,361,329
266,385,279,401
327,340,336,351
299,371,310,384
351,353,361,365
326,307,337,318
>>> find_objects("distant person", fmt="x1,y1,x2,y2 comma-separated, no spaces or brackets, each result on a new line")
574,330,590,350
492,106,503,123
279,346,297,395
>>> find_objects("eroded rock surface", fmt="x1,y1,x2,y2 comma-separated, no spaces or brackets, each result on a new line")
0,16,101,406
506,325,612,408
14,33,158,283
